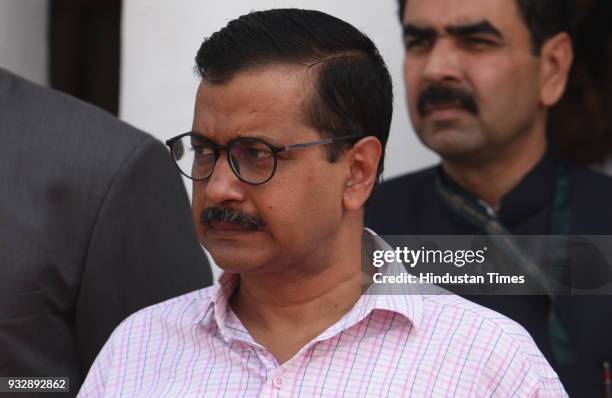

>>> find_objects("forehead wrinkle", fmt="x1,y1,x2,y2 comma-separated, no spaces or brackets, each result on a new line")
403,0,528,42
196,65,315,145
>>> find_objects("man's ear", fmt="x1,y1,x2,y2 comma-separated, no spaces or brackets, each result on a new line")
539,32,574,107
342,137,382,211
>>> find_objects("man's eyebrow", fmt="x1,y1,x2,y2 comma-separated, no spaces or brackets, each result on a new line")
402,24,436,39
235,131,282,146
445,20,503,38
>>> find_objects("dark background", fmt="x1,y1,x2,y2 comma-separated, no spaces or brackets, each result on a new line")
50,0,121,116
550,0,612,165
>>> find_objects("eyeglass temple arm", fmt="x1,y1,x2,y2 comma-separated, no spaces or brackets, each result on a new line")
280,134,362,152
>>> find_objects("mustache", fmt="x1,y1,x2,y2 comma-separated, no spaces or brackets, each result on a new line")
200,206,265,230
417,84,479,116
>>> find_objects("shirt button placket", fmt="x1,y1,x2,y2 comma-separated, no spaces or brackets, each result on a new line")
272,375,284,389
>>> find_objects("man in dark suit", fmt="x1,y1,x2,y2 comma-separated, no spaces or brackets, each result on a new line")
366,0,612,396
0,68,212,396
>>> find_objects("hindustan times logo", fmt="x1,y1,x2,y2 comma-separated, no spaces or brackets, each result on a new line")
372,247,488,268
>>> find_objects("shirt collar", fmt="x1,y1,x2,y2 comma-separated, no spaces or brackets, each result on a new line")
359,229,424,329
199,229,424,340
197,272,244,343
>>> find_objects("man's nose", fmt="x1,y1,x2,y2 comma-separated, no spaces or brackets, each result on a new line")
203,155,246,205
421,38,463,84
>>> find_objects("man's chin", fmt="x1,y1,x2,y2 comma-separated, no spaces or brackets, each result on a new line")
209,254,261,274
418,125,483,159
204,244,269,273
429,142,481,159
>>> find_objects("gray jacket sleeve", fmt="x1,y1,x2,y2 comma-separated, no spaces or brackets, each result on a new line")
74,135,212,375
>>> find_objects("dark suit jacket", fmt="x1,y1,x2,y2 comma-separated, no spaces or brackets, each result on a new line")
366,157,612,397
0,69,213,396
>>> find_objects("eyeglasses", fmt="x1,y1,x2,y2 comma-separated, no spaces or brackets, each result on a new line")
165,132,362,185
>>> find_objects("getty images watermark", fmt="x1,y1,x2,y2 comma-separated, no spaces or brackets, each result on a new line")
371,246,524,285
363,235,612,295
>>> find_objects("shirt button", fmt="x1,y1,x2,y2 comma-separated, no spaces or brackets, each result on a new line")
272,376,284,389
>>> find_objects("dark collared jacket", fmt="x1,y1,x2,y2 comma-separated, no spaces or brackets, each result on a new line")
366,152,612,398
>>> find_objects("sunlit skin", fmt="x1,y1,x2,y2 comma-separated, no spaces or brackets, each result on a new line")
402,0,572,209
191,64,382,363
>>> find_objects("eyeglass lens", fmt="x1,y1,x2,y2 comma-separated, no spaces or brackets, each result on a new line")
171,135,276,184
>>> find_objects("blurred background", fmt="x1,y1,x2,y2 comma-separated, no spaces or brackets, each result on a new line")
2,0,610,178
0,0,120,113
0,0,438,183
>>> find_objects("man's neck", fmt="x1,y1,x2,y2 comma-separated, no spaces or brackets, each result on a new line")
229,223,364,364
442,136,547,211
231,260,362,329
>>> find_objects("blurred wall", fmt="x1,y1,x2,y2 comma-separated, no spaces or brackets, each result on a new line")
120,0,438,182
0,0,49,86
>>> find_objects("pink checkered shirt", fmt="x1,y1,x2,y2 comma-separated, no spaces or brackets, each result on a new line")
79,242,566,397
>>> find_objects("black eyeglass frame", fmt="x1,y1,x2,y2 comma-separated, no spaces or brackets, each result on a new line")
165,132,363,185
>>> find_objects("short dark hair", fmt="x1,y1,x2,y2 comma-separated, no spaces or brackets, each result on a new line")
195,8,393,178
396,0,577,54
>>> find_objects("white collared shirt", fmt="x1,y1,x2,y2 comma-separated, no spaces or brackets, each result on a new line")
79,231,566,397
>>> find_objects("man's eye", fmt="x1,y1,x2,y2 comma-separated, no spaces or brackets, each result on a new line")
405,38,433,51
191,146,213,156
245,147,272,159
463,36,497,48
